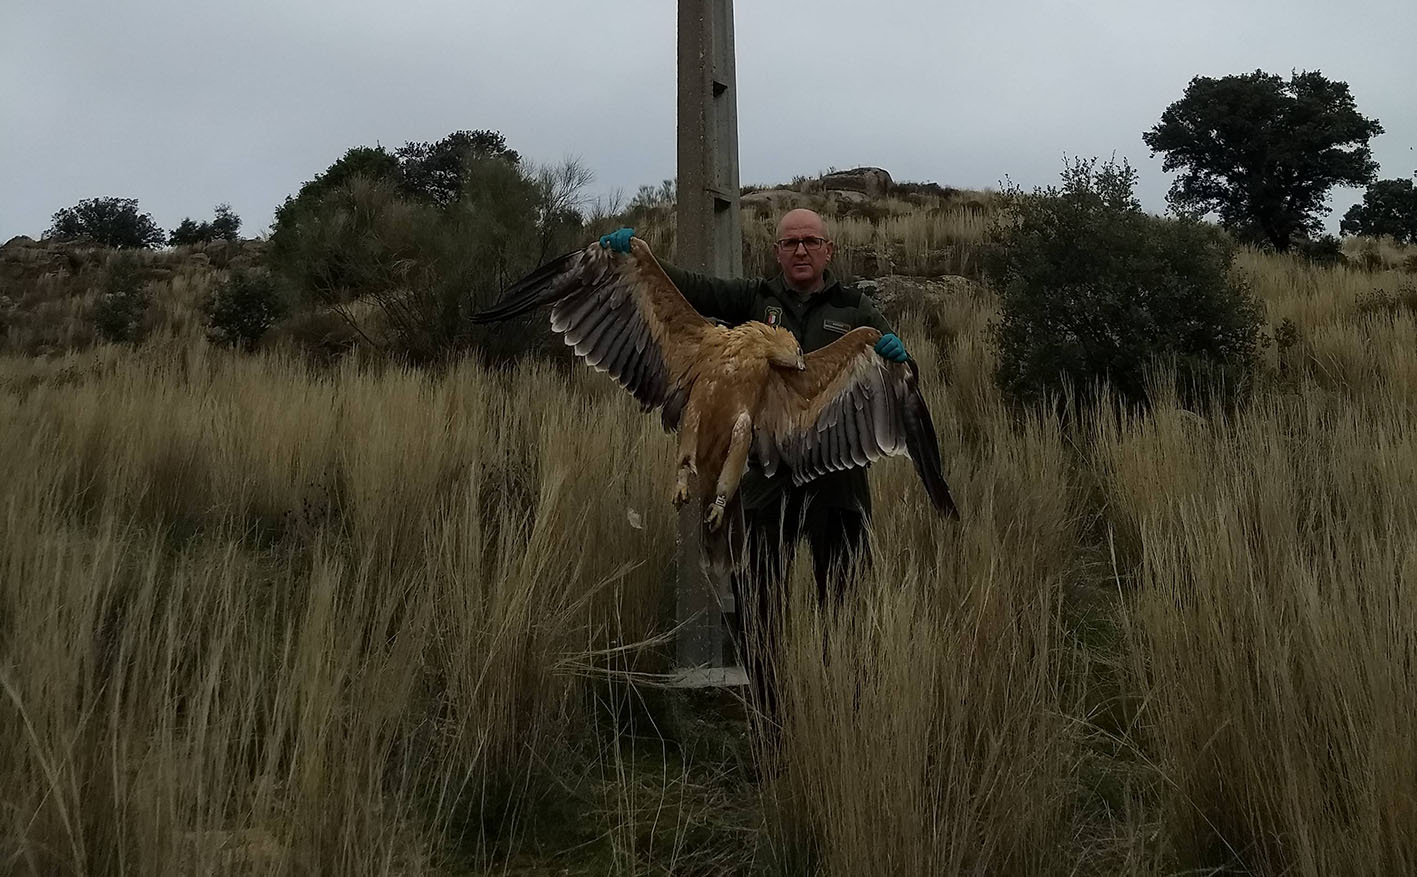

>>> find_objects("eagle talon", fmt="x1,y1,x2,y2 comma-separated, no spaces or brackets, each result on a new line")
672,482,691,508
704,496,727,530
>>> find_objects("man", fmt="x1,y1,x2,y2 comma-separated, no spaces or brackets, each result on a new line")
599,209,910,702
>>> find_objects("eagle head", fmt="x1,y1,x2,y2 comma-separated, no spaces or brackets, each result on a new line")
754,323,806,371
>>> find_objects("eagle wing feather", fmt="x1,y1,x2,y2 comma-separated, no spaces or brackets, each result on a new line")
470,238,711,428
756,327,956,516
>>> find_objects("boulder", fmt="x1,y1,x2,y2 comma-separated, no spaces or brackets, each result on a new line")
826,190,872,207
0,236,72,277
822,167,893,199
740,189,802,212
854,274,985,318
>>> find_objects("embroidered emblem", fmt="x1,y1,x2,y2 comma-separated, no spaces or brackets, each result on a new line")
765,305,783,327
823,318,852,335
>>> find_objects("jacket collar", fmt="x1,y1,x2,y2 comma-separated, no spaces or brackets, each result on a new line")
770,269,841,311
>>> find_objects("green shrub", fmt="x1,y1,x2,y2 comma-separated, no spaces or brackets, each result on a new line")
267,157,583,366
989,157,1263,410
204,268,287,350
169,204,242,246
47,197,165,249
266,129,591,366
93,256,150,344
1296,235,1347,267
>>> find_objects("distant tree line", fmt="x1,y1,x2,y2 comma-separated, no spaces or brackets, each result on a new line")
43,198,244,249
26,71,1415,408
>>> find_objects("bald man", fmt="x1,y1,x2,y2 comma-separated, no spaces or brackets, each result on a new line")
600,211,910,693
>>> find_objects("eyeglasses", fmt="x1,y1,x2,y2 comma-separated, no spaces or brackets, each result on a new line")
775,236,829,252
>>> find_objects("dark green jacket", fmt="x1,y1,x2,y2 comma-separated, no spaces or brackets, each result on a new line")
660,263,894,515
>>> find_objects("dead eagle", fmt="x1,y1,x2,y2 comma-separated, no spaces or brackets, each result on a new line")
470,236,957,536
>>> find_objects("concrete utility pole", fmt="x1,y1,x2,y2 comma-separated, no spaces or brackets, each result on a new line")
677,0,743,279
673,0,745,685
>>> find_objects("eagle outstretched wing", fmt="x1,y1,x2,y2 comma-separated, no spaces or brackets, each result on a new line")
470,238,711,429
754,327,957,516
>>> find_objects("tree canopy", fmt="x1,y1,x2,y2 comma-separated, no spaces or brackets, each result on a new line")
1143,70,1383,252
1340,178,1417,244
266,129,590,365
270,129,521,239
169,204,242,246
395,129,520,207
46,197,166,249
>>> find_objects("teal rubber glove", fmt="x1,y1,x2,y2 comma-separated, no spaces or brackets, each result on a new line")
599,227,634,253
875,332,908,363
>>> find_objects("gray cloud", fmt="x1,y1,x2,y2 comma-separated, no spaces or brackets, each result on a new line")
3,0,1412,242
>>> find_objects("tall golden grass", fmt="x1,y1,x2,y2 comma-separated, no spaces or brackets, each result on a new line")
2,226,1417,874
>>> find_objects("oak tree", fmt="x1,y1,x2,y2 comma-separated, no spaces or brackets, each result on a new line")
1144,70,1382,251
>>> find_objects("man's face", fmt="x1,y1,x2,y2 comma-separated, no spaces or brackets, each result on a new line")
774,211,834,293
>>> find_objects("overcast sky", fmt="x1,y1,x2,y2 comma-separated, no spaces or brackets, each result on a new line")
3,0,1413,244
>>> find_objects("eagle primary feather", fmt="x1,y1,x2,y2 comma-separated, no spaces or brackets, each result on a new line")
469,237,957,536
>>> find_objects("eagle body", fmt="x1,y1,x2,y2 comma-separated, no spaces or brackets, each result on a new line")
470,237,957,551
672,323,799,528
680,331,768,474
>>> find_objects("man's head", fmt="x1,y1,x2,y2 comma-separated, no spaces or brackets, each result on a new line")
774,208,834,295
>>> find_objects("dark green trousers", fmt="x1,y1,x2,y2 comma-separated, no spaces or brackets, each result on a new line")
728,488,872,718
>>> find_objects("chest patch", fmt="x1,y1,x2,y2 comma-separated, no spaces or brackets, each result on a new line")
764,305,783,327
822,318,852,335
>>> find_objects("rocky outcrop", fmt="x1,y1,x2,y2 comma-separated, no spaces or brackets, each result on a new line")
0,236,79,281
821,167,893,199
740,189,802,212
852,274,986,321
826,190,873,207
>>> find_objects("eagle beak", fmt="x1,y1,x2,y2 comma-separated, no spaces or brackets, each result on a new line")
797,358,807,371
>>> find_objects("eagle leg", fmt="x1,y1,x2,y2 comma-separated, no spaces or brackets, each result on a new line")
672,462,696,508
673,406,702,508
706,412,753,531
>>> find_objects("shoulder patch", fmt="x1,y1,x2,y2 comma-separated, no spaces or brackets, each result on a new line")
764,305,783,327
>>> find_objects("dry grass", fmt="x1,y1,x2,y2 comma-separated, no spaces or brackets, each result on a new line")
625,187,996,281
3,222,1417,874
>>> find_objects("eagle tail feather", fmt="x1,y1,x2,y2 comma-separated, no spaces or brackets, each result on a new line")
901,361,957,517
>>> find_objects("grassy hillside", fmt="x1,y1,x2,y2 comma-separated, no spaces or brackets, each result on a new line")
2,196,1417,873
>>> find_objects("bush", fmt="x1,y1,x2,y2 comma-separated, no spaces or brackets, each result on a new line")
1295,234,1347,267
1354,284,1417,322
268,132,589,365
47,197,165,249
170,204,242,246
989,157,1263,410
204,268,288,350
93,256,151,343
1354,244,1387,272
